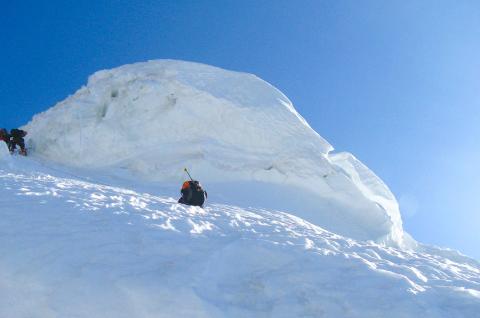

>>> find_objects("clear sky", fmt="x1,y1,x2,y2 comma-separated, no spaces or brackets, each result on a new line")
2,1,479,259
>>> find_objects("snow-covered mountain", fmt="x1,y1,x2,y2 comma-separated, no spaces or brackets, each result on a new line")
25,60,404,247
1,60,479,317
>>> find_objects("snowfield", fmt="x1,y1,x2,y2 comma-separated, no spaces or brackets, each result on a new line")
1,154,479,317
0,60,479,317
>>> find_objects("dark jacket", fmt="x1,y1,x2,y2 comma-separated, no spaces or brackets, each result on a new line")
8,129,27,155
10,129,27,141
178,181,207,207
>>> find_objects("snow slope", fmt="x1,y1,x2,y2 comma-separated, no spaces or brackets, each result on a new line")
3,60,477,317
0,158,479,318
24,60,404,247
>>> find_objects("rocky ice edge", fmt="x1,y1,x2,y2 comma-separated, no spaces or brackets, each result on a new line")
24,59,407,247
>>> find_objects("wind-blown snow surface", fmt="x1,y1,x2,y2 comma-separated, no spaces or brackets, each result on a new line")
24,60,404,246
0,156,479,317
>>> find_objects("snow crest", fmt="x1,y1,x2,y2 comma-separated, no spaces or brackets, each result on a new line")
24,60,404,246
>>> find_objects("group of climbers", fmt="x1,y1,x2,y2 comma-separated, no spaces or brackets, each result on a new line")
0,128,27,156
1,126,206,207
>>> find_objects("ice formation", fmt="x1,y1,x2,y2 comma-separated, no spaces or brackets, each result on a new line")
24,60,406,246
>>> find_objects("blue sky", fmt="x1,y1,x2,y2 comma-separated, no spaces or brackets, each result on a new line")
2,1,479,259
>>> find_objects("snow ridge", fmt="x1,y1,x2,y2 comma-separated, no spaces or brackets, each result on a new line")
24,59,405,247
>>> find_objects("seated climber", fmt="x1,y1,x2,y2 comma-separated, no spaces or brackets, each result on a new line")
9,128,27,156
178,180,207,208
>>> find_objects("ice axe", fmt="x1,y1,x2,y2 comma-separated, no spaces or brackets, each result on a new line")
184,168,194,181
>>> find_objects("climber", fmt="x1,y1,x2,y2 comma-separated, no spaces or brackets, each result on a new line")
0,128,10,147
178,180,208,207
9,128,27,156
178,169,207,207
